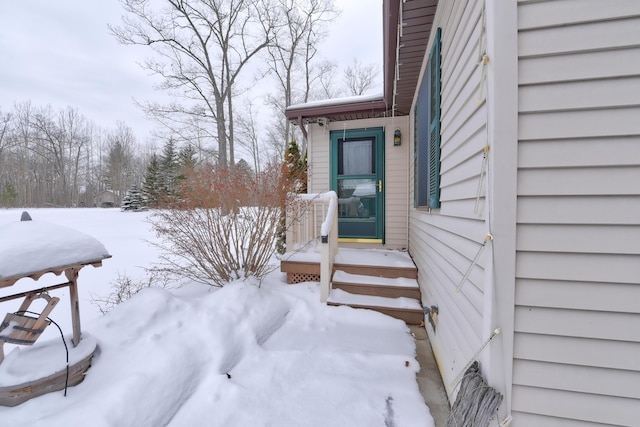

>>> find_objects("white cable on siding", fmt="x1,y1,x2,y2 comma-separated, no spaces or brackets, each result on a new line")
449,328,501,390
477,2,488,104
474,145,490,215
455,233,493,293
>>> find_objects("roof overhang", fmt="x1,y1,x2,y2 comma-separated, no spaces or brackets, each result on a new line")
384,0,437,116
285,94,388,124
285,0,437,126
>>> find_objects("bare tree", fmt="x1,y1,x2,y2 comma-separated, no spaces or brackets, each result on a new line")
0,109,14,181
8,102,35,206
235,100,263,175
111,0,275,168
29,106,90,206
60,108,91,207
264,0,338,154
146,105,218,164
312,59,340,99
343,59,381,96
78,129,103,207
0,109,12,155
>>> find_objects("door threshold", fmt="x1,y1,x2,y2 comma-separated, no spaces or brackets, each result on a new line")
338,238,383,244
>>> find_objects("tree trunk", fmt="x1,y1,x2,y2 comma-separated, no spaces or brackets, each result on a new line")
216,97,228,168
227,89,235,166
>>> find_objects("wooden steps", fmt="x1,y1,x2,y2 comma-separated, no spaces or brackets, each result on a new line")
332,270,421,300
281,249,424,325
333,263,417,279
329,271,424,325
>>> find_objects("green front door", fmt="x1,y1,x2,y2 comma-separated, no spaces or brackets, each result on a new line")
330,127,384,242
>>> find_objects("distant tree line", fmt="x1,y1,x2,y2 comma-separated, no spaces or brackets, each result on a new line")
0,102,151,207
0,102,215,209
0,99,298,209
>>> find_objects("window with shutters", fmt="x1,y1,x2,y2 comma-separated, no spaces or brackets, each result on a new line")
414,27,442,209
414,75,429,207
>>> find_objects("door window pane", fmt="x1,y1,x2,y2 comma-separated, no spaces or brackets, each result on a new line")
338,139,374,175
337,178,377,218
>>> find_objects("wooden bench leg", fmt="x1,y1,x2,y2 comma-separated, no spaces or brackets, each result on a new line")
66,268,81,347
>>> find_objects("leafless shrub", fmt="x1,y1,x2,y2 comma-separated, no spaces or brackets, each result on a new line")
91,270,171,314
148,164,294,287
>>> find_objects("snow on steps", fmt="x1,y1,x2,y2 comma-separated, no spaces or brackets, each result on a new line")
280,248,418,281
334,249,417,279
282,249,424,324
327,289,423,325
332,270,421,300
328,272,424,326
328,288,422,310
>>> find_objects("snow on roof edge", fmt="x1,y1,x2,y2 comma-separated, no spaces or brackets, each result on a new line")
286,92,384,112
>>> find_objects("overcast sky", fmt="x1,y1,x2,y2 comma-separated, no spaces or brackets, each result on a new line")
0,0,382,144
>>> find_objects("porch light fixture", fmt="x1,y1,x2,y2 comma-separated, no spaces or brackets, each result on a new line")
393,128,401,146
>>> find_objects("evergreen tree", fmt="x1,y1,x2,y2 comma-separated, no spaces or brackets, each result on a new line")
276,140,307,254
176,144,197,185
234,158,254,181
284,139,307,193
159,139,179,197
143,154,161,207
299,150,308,193
105,136,134,198
121,185,146,211
0,182,17,207
178,145,197,171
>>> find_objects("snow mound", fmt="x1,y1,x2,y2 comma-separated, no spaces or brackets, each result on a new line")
0,279,433,427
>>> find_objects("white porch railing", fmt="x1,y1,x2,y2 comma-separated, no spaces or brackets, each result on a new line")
286,191,339,302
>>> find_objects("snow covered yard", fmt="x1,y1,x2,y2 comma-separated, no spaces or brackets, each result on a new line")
0,208,434,426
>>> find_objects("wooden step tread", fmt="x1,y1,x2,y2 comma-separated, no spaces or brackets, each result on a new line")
327,289,422,311
333,270,418,288
282,248,416,270
335,248,415,268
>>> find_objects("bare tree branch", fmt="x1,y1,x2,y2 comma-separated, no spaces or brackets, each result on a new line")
343,58,381,96
111,0,274,168
263,0,339,156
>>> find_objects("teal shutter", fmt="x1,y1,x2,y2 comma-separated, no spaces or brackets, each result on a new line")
413,104,419,208
415,63,430,207
427,28,442,209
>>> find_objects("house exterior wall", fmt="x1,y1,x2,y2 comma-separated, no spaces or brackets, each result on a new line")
512,1,640,425
408,0,490,400
306,116,411,249
410,0,640,424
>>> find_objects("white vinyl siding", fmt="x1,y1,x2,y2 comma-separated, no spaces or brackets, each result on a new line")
408,0,488,397
514,0,640,425
307,124,330,194
307,116,410,249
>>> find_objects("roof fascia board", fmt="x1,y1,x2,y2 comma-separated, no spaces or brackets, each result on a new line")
285,98,387,121
383,0,400,107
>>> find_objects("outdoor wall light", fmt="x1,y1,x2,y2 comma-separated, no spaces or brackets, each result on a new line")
393,128,401,146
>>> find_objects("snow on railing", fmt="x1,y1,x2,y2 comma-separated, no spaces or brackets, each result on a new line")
286,191,338,302
320,192,337,238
